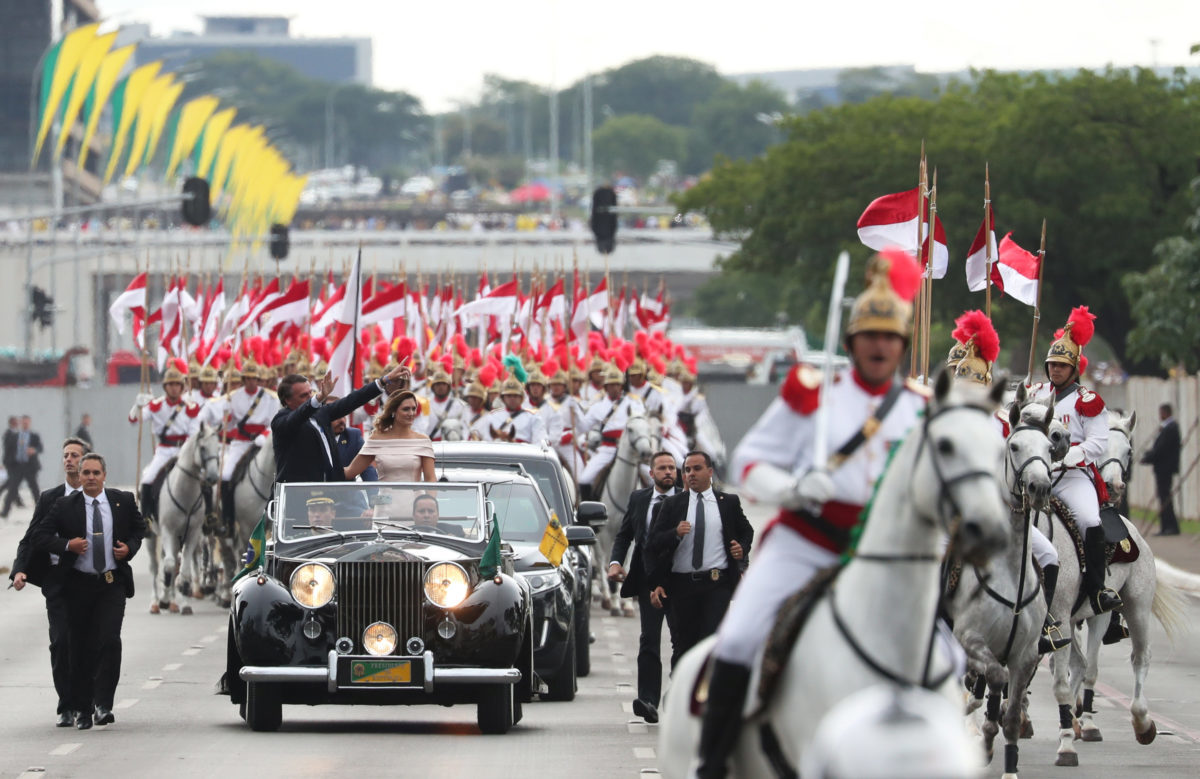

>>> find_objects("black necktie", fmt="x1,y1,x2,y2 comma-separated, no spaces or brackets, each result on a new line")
92,499,106,573
692,493,706,570
646,493,664,541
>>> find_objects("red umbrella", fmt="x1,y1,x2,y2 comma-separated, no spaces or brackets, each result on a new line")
510,183,551,202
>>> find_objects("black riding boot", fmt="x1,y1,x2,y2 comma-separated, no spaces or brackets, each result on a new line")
201,485,218,534
1102,611,1129,645
696,660,752,779
1083,526,1123,613
1038,564,1070,653
578,483,594,503
221,482,236,538
139,484,157,522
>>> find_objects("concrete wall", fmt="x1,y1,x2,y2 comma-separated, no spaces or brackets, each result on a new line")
1121,375,1200,521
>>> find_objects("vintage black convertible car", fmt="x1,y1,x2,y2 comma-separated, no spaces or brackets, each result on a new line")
222,481,534,734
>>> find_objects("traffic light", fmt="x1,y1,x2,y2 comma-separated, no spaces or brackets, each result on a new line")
269,224,290,260
590,186,618,255
30,287,54,329
181,177,211,226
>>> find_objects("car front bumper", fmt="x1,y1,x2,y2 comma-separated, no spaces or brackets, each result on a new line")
240,649,520,695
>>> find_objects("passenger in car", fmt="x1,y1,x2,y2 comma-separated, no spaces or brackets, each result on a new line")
412,493,464,537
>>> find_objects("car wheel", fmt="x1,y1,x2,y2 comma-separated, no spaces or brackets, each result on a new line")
245,681,282,732
477,684,515,734
512,693,524,726
574,598,591,677
543,621,577,701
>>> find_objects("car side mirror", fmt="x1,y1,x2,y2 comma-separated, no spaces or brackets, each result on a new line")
565,525,596,546
576,500,607,529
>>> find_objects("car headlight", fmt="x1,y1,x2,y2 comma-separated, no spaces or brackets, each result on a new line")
290,562,335,608
362,621,398,656
424,562,470,609
519,569,562,595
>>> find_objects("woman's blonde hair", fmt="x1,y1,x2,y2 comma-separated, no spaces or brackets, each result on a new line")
375,390,419,432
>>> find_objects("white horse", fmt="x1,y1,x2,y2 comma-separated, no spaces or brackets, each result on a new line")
594,411,659,617
949,398,1054,778
657,372,1012,778
150,423,222,615
215,443,276,606
1032,404,1185,766
437,417,470,442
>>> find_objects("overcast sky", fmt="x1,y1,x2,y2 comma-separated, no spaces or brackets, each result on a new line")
99,0,1200,110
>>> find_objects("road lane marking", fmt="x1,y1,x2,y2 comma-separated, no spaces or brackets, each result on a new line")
162,663,182,671
201,635,217,643
141,679,162,690
1093,680,1200,742
115,699,138,709
49,744,80,756
616,667,632,676
627,721,649,734
182,648,201,656
18,769,48,778
633,747,656,759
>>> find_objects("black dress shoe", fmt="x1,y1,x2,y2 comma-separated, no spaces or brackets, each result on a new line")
75,713,92,730
1155,530,1180,536
56,711,74,727
632,697,659,724
93,706,115,726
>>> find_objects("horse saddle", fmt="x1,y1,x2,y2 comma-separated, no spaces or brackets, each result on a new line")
229,445,261,487
1100,504,1138,564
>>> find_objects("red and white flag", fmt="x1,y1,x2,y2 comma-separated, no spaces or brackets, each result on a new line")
328,251,364,392
572,277,608,337
454,279,519,318
964,205,998,293
240,277,282,331
857,187,949,278
263,279,312,337
109,272,148,336
993,232,1040,306
311,281,346,336
360,280,409,343
219,280,252,345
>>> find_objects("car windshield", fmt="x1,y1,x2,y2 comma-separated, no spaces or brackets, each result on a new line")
277,482,484,542
487,481,552,543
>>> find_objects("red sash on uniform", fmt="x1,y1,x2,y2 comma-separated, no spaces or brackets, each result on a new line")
770,501,864,554
601,430,622,447
228,423,267,442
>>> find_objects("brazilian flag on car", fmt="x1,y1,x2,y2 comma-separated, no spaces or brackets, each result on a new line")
479,514,502,578
232,515,267,583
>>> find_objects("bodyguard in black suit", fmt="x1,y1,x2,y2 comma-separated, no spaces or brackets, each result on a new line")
2,415,42,516
9,437,91,726
647,450,753,668
272,365,409,483
32,453,144,730
607,452,679,722
1142,403,1182,535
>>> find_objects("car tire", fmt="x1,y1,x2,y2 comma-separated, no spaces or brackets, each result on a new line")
574,598,591,677
477,684,515,734
245,681,282,732
512,693,524,726
542,621,577,701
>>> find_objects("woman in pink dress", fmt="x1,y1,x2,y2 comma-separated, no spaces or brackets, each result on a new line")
345,391,436,483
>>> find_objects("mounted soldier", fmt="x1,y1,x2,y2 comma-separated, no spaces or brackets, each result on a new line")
486,378,548,444
525,365,564,451
1026,306,1122,615
458,381,492,441
416,368,465,441
548,365,587,478
217,359,280,536
577,364,646,502
129,362,202,523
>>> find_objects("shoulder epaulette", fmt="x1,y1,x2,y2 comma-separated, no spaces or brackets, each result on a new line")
184,402,202,418
780,364,821,415
1075,387,1106,417
903,377,932,399
147,398,164,413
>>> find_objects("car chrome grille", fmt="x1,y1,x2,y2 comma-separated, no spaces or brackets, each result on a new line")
335,561,424,652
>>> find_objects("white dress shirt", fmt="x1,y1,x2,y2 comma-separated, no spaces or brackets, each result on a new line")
49,483,81,565
672,488,725,573
73,490,116,575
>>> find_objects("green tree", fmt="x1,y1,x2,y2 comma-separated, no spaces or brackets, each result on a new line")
1124,232,1200,372
687,80,789,173
593,115,687,180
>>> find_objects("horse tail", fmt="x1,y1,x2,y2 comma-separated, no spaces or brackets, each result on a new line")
1150,560,1191,644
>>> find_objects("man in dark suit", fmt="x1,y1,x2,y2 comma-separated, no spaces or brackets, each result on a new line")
9,436,91,726
647,450,753,668
327,397,378,481
1,416,18,508
272,365,408,483
3,415,42,516
608,451,679,723
32,452,145,730
74,414,93,449
1142,403,1182,536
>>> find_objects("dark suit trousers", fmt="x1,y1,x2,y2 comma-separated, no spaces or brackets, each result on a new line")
664,574,733,668
45,587,72,713
64,570,126,711
1155,471,1180,534
3,463,39,510
636,588,666,705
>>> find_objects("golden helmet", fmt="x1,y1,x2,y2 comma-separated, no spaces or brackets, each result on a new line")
199,365,219,383
313,359,329,378
626,357,647,376
465,381,487,401
845,250,921,340
365,358,385,382
162,366,187,386
429,369,453,387
1045,306,1096,373
602,365,624,386
259,363,276,381
499,377,525,397
239,358,260,378
549,368,569,385
588,356,605,375
187,358,201,375
525,368,548,386
947,310,999,386
568,365,586,381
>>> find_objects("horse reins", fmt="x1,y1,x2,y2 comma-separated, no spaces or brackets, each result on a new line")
1096,426,1132,487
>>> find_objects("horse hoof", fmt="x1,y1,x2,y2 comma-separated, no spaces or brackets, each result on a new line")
201,585,216,596
1021,719,1034,739
1055,752,1079,767
181,604,194,615
216,598,231,609
1072,720,1082,740
158,600,170,610
622,607,636,618
1080,727,1102,743
168,602,180,614
149,603,161,614
191,587,205,599
1135,721,1157,745
609,607,621,617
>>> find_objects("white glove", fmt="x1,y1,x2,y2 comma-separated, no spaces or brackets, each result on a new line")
786,469,836,511
253,434,268,448
136,392,153,407
1063,447,1086,468
586,430,602,450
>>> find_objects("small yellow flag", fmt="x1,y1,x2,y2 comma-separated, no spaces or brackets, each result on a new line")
539,511,569,567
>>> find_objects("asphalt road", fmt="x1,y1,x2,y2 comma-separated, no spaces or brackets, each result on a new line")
1,497,1198,778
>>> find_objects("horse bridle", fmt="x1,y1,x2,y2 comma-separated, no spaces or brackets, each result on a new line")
1004,423,1052,509
601,420,658,514
1097,426,1132,487
830,402,998,690
163,435,221,538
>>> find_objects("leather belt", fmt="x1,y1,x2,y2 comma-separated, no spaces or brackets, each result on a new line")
672,568,726,582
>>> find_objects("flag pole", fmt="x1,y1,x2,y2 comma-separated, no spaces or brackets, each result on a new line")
984,163,992,318
1026,220,1047,378
910,145,927,378
921,169,937,383
135,252,150,509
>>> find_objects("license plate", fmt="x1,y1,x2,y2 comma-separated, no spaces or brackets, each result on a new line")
351,660,411,684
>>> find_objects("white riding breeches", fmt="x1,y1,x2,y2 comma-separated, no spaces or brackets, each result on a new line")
713,524,837,667
578,444,616,486
555,444,584,480
141,445,181,485
1051,469,1101,531
1030,524,1058,569
222,440,252,481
